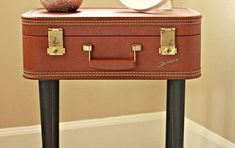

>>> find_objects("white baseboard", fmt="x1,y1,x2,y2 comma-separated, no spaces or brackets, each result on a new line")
0,112,165,137
0,112,234,148
185,119,235,148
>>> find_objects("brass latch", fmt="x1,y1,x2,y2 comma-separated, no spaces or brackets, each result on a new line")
47,28,66,56
159,28,177,55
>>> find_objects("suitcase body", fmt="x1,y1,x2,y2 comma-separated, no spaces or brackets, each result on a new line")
22,8,202,80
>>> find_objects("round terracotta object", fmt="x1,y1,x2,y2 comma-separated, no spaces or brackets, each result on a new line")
40,0,83,12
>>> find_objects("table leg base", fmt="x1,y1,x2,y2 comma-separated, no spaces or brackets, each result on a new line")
166,80,186,148
39,80,60,148
37,80,186,148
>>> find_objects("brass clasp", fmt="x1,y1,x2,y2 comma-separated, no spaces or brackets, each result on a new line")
47,28,66,56
159,28,177,55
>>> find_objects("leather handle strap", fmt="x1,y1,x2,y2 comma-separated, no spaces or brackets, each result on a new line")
89,59,136,71
83,44,142,71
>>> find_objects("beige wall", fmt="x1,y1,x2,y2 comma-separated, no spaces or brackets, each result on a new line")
173,0,235,143
0,0,234,144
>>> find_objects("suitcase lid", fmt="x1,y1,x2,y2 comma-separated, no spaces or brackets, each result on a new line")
22,8,202,36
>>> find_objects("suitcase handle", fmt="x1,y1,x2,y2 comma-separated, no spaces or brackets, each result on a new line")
83,44,142,71
89,59,136,71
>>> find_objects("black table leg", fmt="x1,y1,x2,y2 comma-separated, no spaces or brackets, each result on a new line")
166,80,186,148
39,80,60,148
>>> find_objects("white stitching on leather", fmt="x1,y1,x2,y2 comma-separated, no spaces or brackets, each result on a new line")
24,70,200,75
23,19,201,22
22,19,201,26
23,70,201,78
22,22,201,26
23,73,201,78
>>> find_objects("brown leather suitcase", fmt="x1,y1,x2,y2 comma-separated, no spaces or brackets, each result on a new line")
22,8,202,80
